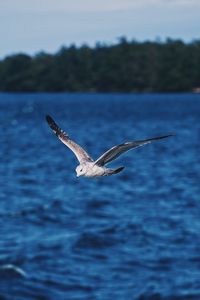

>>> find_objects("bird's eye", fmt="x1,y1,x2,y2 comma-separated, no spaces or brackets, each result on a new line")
80,169,83,172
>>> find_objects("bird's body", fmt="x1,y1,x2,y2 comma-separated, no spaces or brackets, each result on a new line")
76,162,104,177
76,162,124,177
46,115,173,178
76,162,107,177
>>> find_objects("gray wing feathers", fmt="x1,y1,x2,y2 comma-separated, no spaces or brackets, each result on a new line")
94,134,174,166
46,115,93,163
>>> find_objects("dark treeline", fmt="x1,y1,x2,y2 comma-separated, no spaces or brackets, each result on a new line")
0,38,200,93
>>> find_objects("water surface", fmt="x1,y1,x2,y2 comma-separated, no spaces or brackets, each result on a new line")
1,93,200,300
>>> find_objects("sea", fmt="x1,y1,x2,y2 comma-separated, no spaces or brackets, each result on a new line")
0,93,200,300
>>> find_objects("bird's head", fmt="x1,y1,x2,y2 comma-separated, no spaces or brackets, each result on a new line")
76,165,86,177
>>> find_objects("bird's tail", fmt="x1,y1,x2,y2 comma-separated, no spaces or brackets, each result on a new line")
108,166,125,175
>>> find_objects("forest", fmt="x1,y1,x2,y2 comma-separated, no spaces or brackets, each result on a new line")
0,38,200,93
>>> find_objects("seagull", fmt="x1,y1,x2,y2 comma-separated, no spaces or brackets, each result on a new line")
46,115,173,178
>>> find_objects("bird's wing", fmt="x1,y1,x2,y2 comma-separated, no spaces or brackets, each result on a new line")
46,115,93,163
94,134,174,166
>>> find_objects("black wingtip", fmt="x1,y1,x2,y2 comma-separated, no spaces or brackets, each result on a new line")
46,115,53,124
166,133,176,137
45,114,60,135
45,114,56,127
154,133,176,141
165,133,176,139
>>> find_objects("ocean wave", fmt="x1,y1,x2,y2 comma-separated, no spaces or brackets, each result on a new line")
0,264,27,279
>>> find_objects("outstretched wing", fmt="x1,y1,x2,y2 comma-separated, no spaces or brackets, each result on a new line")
46,115,93,163
94,134,174,166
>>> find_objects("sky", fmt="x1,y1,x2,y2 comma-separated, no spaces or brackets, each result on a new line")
0,0,200,57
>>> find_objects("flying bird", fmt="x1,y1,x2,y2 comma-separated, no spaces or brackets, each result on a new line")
46,115,173,178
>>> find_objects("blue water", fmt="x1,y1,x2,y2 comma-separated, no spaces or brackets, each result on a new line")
1,93,200,300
